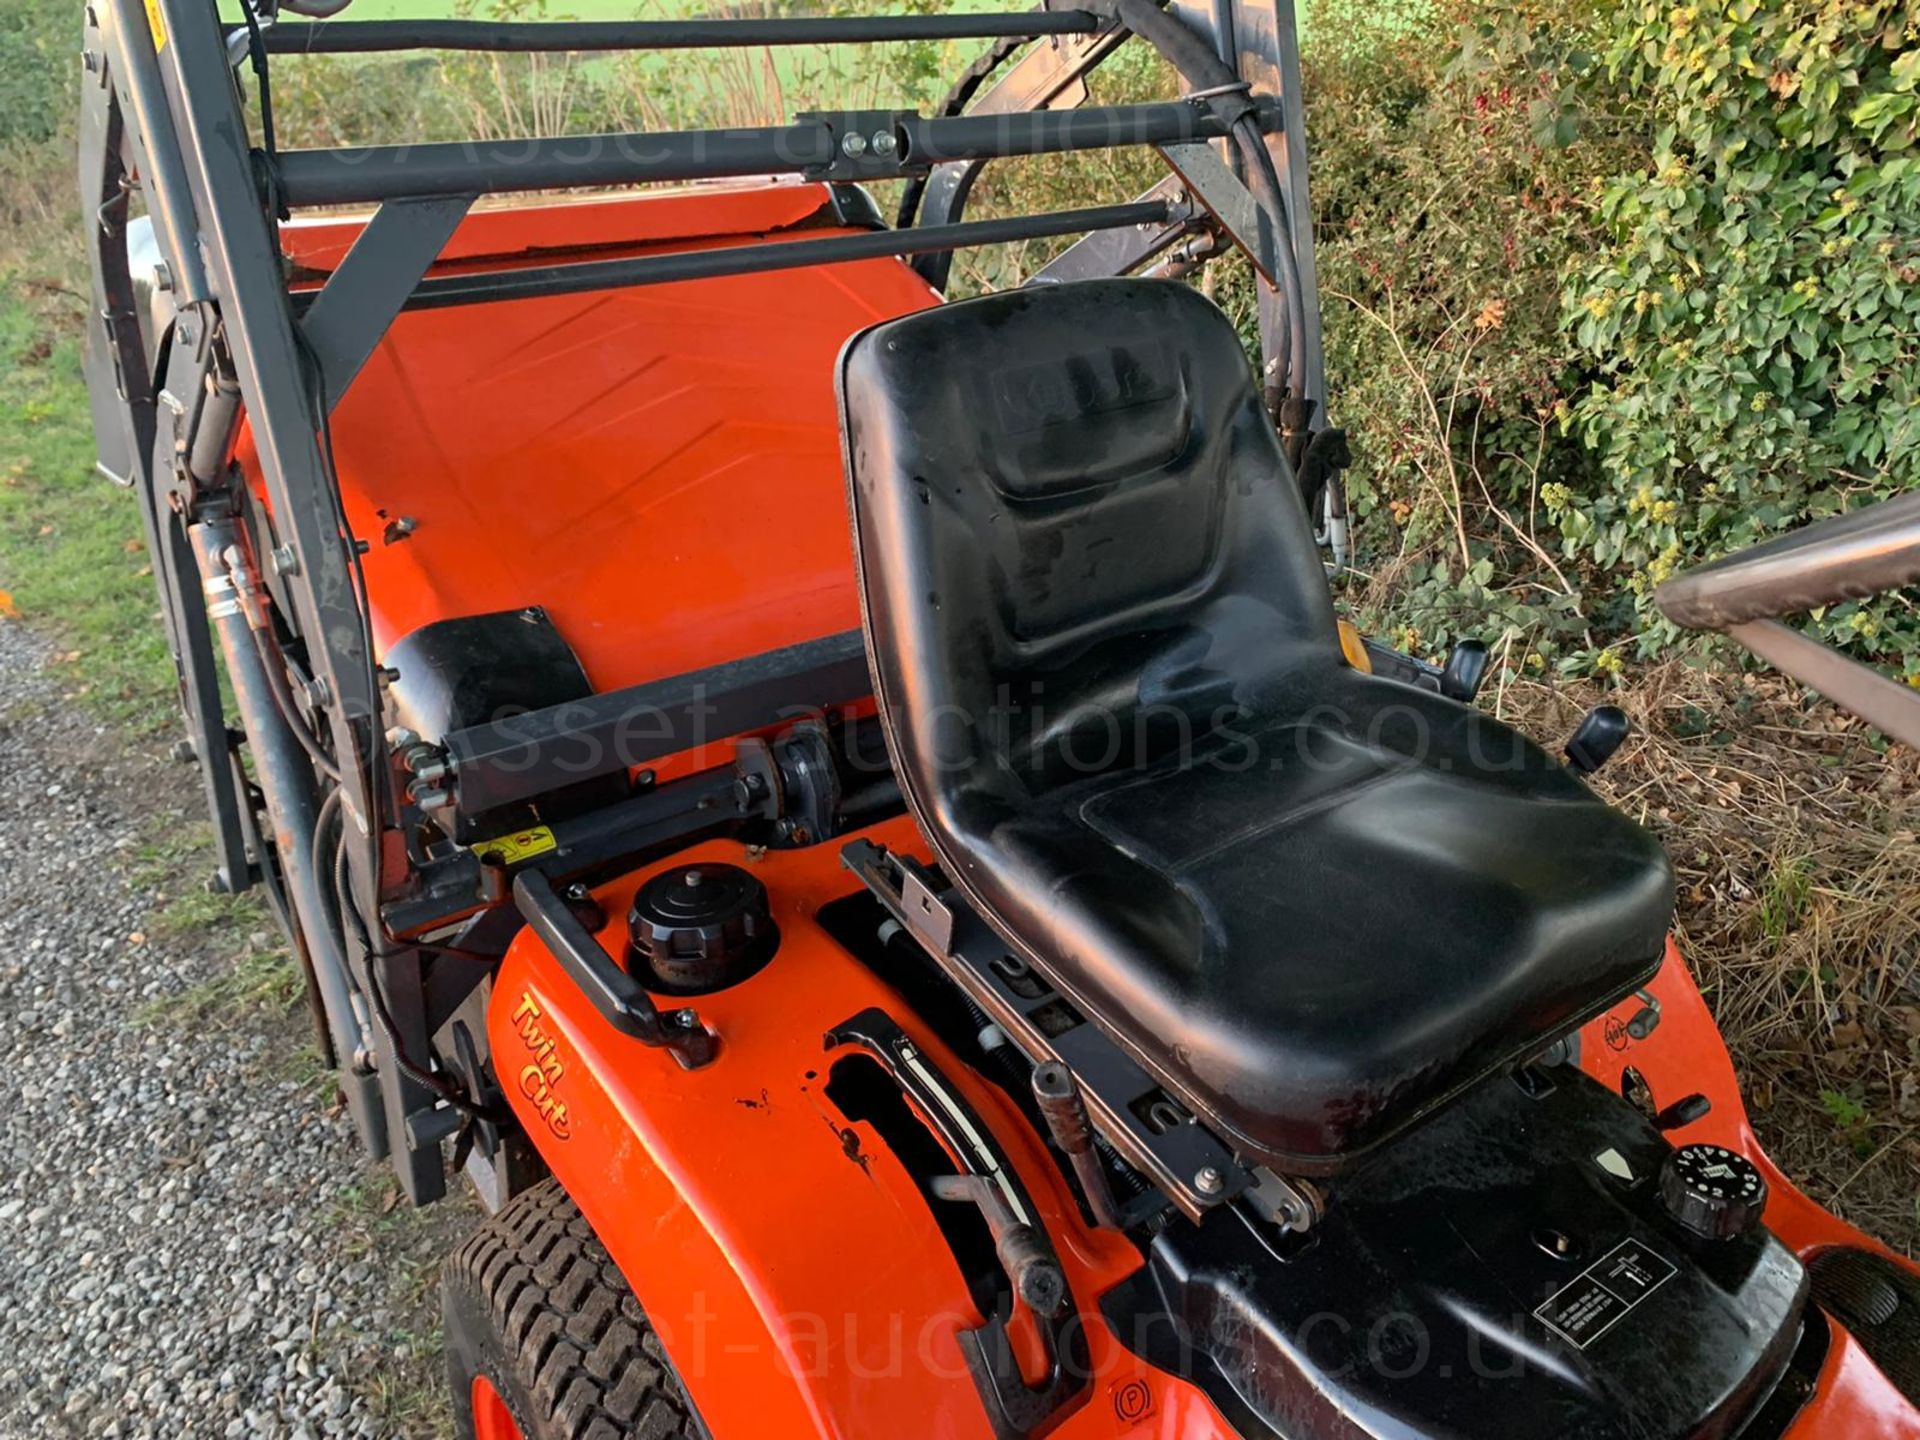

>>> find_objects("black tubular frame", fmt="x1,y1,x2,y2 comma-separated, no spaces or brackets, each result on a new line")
262,12,1107,53
78,0,1330,1204
338,201,1177,314
271,101,1241,207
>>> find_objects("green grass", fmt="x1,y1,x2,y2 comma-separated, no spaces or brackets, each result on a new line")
0,287,178,729
137,943,306,1028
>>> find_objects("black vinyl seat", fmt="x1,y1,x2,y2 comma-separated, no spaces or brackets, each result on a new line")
837,280,1675,1172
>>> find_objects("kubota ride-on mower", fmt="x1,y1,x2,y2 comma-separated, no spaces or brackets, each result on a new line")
77,0,1920,1435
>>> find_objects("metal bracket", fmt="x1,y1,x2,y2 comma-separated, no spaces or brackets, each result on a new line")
841,840,1250,1222
1027,173,1201,284
795,111,917,180
1160,139,1278,284
300,193,474,409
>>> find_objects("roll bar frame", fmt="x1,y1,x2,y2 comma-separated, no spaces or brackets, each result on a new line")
77,0,1332,1202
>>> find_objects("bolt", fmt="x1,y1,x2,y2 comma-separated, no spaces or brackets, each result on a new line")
840,131,868,157
870,130,898,158
303,676,331,708
683,869,704,888
1194,1165,1225,1197
270,544,298,576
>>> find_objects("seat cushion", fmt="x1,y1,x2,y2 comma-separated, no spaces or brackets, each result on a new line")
962,668,1675,1168
838,279,1675,1171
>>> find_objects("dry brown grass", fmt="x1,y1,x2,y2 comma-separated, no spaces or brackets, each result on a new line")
1495,652,1920,1254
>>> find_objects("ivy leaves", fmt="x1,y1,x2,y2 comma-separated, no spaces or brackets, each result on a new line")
1566,0,1920,672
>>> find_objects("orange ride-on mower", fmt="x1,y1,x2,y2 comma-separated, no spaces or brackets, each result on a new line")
77,1,1920,1436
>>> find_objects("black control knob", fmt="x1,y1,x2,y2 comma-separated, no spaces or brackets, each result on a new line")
1660,1143,1767,1240
627,862,777,995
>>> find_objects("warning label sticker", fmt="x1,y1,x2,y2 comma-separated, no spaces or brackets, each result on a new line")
472,825,558,866
1535,1239,1676,1349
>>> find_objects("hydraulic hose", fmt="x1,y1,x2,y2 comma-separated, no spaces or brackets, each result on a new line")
189,512,382,1155
222,544,342,785
1094,0,1309,401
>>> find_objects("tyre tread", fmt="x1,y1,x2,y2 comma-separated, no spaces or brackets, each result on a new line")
445,1181,700,1440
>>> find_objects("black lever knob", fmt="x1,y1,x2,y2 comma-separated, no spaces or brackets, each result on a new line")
1566,705,1631,775
1440,640,1489,702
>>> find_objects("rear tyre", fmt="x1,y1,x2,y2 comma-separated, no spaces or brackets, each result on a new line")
443,1179,705,1440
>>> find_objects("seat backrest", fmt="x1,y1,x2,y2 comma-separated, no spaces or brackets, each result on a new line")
838,279,1341,806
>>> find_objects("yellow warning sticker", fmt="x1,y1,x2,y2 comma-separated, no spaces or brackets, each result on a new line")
144,0,168,50
473,826,558,866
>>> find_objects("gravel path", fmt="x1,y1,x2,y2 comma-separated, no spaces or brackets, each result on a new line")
0,619,471,1439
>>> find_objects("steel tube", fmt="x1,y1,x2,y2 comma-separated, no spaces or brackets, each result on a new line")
1728,619,1920,752
390,200,1172,312
261,12,1104,54
101,0,211,302
1656,491,1920,633
186,513,375,1135
272,101,1225,208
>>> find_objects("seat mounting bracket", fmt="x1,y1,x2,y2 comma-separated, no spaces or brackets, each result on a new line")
842,839,1251,1222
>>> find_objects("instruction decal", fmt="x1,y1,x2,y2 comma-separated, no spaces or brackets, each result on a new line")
1534,1239,1676,1349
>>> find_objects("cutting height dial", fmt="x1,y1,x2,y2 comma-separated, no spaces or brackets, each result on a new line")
1659,1143,1767,1240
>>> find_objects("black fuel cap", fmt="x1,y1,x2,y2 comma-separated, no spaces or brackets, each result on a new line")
627,862,778,995
1660,1143,1768,1240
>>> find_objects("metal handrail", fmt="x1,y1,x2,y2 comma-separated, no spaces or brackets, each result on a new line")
1656,492,1920,749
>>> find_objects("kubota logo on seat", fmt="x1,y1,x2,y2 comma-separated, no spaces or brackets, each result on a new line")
511,993,572,1139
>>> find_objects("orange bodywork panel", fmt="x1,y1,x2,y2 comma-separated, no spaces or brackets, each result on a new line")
489,816,1240,1440
242,182,938,699
1581,941,1920,1436
230,181,1919,1437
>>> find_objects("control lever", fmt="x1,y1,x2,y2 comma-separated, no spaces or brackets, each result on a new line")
931,1175,1068,1318
1030,1061,1123,1230
1440,640,1489,703
1566,704,1631,775
1655,1093,1713,1131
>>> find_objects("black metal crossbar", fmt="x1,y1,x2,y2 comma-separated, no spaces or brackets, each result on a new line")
260,12,1106,54
273,101,1231,207
377,200,1175,312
